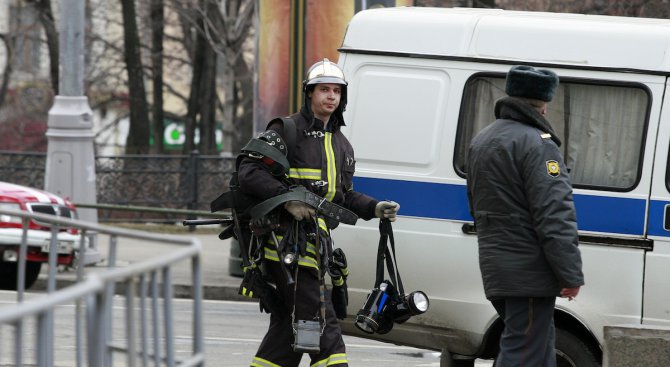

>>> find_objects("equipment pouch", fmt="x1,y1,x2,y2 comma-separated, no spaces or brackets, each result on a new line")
292,320,321,354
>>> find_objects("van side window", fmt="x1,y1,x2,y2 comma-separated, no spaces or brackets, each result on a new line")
455,75,650,191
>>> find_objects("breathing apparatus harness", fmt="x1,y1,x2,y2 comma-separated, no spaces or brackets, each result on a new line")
238,186,356,353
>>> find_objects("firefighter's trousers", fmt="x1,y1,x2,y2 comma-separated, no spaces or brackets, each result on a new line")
250,261,348,367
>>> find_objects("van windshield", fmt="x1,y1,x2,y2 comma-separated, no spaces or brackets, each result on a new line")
456,75,650,191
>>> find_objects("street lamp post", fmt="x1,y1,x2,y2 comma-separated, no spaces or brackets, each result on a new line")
45,0,97,225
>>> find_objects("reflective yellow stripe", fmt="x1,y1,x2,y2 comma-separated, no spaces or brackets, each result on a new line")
341,267,349,277
317,217,328,232
289,168,322,180
251,356,283,367
268,239,317,257
332,276,344,287
241,287,254,298
324,132,336,201
267,235,283,246
311,353,348,367
264,247,280,262
298,256,319,270
264,247,319,270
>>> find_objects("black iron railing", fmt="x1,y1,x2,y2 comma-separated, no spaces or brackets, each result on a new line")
0,150,235,222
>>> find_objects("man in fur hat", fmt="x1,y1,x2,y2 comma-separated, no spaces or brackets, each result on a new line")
466,65,585,367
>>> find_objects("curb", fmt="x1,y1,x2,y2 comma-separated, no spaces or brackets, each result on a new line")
32,275,252,303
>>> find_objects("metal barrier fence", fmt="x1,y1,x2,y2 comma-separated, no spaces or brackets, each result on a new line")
0,150,236,222
0,208,204,367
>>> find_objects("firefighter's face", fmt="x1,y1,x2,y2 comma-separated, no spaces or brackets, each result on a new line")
309,83,341,121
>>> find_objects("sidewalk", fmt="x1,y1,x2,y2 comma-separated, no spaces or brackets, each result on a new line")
32,228,246,301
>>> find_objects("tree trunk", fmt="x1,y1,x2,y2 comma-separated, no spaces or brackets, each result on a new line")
197,0,219,155
120,0,151,154
183,29,205,154
231,53,253,154
33,0,59,94
0,34,12,108
151,0,165,153
209,0,255,155
169,0,195,59
197,39,217,155
30,0,59,94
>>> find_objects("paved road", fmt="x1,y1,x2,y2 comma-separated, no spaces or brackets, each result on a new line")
0,291,493,366
24,227,493,366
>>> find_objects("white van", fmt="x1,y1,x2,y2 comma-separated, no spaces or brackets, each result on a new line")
334,7,670,366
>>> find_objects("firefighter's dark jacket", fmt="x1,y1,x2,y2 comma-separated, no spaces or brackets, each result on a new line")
466,96,585,299
238,106,378,221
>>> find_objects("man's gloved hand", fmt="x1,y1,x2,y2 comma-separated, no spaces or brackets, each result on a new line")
375,201,400,222
284,201,316,221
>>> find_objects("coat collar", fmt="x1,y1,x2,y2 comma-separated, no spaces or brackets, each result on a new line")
494,96,562,146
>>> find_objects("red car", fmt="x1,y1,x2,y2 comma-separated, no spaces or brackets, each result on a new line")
0,181,81,290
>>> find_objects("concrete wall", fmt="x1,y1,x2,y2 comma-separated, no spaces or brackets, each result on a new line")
604,324,670,367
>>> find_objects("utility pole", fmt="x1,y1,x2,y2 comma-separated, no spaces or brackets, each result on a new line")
45,0,97,224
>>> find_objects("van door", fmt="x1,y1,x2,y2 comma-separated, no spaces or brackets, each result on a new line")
336,58,496,354
644,76,670,327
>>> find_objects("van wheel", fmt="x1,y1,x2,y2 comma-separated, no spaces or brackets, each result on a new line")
0,260,42,290
440,351,475,367
452,360,475,367
556,328,599,367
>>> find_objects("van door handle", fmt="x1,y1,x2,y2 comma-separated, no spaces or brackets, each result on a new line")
462,222,476,235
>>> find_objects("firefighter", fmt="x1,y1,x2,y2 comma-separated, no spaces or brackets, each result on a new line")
238,58,399,367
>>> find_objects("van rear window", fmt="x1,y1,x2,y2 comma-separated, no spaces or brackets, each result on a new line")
455,75,649,191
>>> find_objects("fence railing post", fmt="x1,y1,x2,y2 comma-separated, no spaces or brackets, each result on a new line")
187,150,200,231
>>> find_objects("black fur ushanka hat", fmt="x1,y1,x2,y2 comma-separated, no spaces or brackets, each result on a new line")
505,65,559,102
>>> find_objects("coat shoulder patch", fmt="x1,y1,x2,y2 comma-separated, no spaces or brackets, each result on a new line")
546,160,560,177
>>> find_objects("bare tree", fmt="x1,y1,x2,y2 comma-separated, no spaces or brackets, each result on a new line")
120,0,151,154
28,0,59,94
0,34,12,107
151,0,165,153
214,0,255,154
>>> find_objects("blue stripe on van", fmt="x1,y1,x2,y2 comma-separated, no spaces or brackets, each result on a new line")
647,200,669,237
354,177,472,221
354,177,646,236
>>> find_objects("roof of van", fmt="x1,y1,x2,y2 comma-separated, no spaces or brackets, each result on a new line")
340,7,670,73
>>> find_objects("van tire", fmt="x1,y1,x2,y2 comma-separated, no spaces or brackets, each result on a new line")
451,360,475,367
0,260,42,290
440,352,475,367
556,328,599,367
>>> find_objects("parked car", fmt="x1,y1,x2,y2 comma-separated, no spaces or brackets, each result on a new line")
0,181,82,290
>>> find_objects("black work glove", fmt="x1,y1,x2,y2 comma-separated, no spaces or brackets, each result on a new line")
239,267,284,316
328,248,349,320
331,283,348,320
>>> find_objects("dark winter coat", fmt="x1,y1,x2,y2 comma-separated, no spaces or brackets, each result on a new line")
238,106,378,221
466,96,584,299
